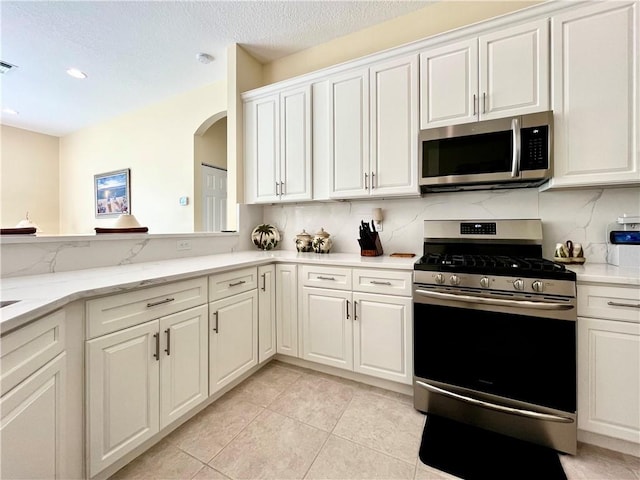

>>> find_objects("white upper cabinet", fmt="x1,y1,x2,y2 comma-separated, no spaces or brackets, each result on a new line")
329,55,419,199
420,19,549,128
244,85,312,203
547,1,639,188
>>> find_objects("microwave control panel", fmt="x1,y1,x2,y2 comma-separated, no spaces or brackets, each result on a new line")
520,125,549,171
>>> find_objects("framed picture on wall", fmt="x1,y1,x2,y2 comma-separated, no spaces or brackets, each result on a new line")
94,169,130,218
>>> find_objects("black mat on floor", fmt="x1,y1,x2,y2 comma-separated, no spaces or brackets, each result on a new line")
419,415,567,480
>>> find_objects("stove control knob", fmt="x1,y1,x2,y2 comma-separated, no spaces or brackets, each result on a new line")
513,279,524,291
449,275,461,286
532,280,544,292
434,273,445,285
480,277,490,288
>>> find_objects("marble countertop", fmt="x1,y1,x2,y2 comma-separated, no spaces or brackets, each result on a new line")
2,250,637,334
0,250,416,333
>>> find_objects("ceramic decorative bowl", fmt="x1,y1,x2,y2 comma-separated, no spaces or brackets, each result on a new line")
251,224,280,250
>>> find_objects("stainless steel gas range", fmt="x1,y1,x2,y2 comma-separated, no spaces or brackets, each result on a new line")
413,219,577,455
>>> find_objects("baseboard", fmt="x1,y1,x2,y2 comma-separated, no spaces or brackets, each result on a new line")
274,354,413,396
578,429,640,458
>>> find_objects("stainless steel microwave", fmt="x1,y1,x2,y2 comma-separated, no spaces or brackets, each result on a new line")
419,111,553,193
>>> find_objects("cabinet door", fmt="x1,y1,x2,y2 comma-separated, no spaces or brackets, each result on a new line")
550,2,639,188
209,290,258,395
420,38,478,128
353,292,413,385
280,85,313,202
479,19,549,120
578,317,640,443
329,68,370,199
370,54,419,197
159,305,208,429
301,287,353,371
1,353,66,480
244,94,280,203
276,264,299,357
87,321,160,477
258,265,276,363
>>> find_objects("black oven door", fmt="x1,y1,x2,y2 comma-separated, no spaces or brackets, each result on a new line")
413,301,576,413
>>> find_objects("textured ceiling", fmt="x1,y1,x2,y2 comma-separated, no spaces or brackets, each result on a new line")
0,1,430,137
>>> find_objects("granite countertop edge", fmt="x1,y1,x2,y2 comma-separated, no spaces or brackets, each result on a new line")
1,251,637,334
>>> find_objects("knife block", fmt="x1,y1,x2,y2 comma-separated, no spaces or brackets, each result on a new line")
361,234,384,257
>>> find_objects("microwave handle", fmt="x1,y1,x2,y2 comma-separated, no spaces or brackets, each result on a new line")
511,117,521,178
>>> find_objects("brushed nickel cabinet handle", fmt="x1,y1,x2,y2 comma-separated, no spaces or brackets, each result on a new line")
212,311,219,333
483,92,487,114
473,93,477,115
153,332,160,361
370,280,392,286
261,273,266,292
164,328,170,356
371,172,376,189
275,182,280,196
317,276,336,281
364,173,369,190
608,301,640,309
280,181,285,195
147,297,175,308
346,300,350,319
354,301,358,320
229,280,246,287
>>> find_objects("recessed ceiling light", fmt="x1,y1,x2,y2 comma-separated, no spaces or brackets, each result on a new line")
66,68,87,79
2,108,19,115
196,53,214,64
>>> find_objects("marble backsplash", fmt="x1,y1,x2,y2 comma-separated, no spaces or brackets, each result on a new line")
263,186,640,262
0,204,263,277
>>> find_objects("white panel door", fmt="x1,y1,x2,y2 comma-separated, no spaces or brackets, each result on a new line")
258,264,276,363
550,2,639,187
578,317,640,443
370,54,419,197
159,305,208,428
420,38,478,128
276,264,299,357
201,164,227,232
87,321,160,477
280,85,312,201
0,353,66,480
248,94,280,203
301,287,353,371
479,19,549,119
329,68,370,198
353,293,412,385
209,290,258,395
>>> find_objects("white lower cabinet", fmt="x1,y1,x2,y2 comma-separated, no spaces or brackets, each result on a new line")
276,264,299,357
577,282,640,447
0,353,66,479
87,304,208,477
353,292,412,385
301,286,353,370
258,264,276,363
300,266,413,385
209,289,258,395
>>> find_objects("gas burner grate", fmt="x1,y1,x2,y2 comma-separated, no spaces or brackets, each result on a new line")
418,253,566,275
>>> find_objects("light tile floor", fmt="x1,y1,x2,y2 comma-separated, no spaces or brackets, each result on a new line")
110,361,640,480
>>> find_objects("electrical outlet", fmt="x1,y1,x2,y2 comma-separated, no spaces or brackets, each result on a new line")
177,240,192,251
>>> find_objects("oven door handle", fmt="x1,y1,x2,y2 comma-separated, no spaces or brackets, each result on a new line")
416,381,574,424
414,289,574,311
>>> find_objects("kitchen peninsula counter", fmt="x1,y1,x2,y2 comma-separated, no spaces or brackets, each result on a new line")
0,250,416,332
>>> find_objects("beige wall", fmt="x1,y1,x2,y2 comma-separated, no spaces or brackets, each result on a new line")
227,44,264,230
263,1,541,84
59,81,227,234
0,125,60,233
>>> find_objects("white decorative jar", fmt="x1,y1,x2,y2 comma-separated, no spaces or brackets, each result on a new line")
312,228,333,254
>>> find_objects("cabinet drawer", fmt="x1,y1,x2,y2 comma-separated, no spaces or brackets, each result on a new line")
209,267,258,302
86,277,208,339
577,284,640,323
300,265,352,291
1,309,65,396
352,269,412,296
